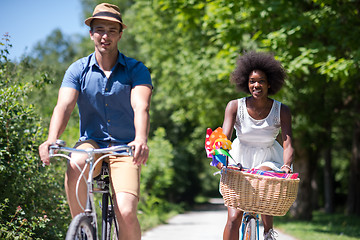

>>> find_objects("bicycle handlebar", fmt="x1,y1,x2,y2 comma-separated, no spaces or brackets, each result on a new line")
49,139,134,157
48,139,134,212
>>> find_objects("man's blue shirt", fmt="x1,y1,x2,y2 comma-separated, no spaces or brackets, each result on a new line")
61,51,152,148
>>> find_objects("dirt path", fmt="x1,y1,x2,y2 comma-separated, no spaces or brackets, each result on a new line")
142,198,297,240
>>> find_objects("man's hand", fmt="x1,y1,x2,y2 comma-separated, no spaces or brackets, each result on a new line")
128,139,149,166
39,141,53,166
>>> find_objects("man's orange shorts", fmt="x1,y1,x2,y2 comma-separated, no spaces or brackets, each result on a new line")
74,139,140,198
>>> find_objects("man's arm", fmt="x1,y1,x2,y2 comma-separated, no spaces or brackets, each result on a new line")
39,87,79,165
129,84,152,165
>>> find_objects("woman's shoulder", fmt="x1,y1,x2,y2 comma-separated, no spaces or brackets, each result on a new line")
276,100,290,112
277,101,291,119
229,97,247,105
226,99,238,108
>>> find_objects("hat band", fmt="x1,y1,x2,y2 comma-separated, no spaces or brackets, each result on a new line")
93,11,123,22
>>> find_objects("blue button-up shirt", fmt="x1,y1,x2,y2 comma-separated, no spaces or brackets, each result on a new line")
61,52,152,148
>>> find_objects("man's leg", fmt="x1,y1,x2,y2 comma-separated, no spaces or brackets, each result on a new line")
65,140,101,217
109,155,141,240
113,192,141,240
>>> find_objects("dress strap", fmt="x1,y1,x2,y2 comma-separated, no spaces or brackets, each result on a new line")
237,98,245,122
273,100,281,126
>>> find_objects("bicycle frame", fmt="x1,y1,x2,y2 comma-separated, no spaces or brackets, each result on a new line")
49,140,133,239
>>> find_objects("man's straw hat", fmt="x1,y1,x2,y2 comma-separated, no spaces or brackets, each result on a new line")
85,3,127,30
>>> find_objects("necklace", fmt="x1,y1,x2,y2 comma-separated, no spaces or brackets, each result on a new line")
248,98,271,118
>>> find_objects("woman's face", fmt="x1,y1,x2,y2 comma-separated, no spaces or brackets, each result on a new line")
248,70,270,99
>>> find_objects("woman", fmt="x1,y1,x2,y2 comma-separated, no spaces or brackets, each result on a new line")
220,51,294,240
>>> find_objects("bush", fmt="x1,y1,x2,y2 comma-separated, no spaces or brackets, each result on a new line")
0,34,70,239
138,127,183,230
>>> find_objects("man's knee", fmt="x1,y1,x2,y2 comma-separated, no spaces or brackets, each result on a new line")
114,192,138,219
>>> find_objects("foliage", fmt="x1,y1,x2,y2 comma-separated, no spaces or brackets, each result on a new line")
3,0,359,236
123,0,360,216
26,28,84,147
252,0,360,215
0,34,70,239
138,127,183,230
126,0,245,204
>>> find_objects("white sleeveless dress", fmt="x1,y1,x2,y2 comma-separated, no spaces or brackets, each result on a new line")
228,97,283,171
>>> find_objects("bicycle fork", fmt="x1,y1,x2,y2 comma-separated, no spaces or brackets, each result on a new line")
239,212,259,240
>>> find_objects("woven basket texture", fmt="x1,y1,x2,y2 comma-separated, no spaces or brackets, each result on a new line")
220,169,300,216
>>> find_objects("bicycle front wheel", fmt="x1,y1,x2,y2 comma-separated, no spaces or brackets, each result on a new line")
66,213,95,240
244,217,257,240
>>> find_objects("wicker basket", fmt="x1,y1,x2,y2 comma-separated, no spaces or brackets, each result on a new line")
220,168,300,216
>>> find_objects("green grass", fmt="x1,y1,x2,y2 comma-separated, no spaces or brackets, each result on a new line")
275,211,360,240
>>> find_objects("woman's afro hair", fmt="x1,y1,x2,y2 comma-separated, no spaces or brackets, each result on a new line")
230,51,286,95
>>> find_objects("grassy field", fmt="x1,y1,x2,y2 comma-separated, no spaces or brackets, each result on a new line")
275,211,360,240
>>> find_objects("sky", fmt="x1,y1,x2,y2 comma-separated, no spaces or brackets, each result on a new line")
0,0,89,61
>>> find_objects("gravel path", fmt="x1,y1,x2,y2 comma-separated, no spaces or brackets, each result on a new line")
142,198,297,240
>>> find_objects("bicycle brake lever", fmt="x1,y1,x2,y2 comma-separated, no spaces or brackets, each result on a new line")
55,139,66,147
236,163,243,171
129,146,135,156
49,140,66,157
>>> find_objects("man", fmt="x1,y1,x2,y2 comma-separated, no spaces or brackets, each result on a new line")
39,3,152,240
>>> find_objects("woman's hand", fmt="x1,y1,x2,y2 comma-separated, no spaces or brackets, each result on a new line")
216,162,224,170
280,164,292,173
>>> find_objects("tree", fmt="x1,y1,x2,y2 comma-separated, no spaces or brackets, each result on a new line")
124,0,360,217
254,0,360,216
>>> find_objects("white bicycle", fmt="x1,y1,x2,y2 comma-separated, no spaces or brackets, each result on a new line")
49,140,134,240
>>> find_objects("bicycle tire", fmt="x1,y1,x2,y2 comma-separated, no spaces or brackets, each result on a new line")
101,186,118,239
105,213,118,240
244,217,257,240
103,197,118,240
66,213,95,240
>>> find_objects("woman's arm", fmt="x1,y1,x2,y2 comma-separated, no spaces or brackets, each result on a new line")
222,100,238,139
280,103,294,173
217,100,238,169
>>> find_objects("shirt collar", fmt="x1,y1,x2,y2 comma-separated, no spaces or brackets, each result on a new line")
89,51,126,68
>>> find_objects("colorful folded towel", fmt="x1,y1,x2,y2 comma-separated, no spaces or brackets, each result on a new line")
227,166,299,179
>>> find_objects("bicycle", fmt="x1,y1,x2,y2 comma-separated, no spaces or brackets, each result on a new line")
49,139,134,240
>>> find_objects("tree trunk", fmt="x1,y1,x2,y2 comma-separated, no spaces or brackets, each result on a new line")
347,117,360,216
324,144,334,213
323,123,334,213
290,139,315,220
